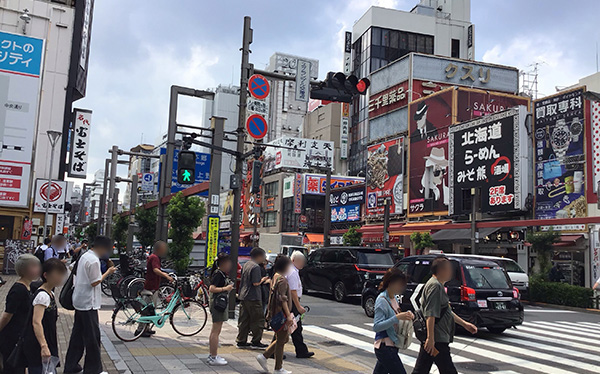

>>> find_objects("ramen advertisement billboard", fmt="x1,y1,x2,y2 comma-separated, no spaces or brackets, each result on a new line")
366,137,404,217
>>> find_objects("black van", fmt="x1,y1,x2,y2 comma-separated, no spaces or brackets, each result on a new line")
300,247,394,302
361,254,524,334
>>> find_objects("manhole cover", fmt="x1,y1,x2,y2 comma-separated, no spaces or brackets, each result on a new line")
457,363,499,372
319,340,345,346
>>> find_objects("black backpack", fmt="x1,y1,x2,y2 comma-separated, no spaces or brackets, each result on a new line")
59,256,79,310
34,246,46,263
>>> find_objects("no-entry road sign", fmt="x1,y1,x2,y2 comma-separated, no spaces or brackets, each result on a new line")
246,114,268,140
248,74,270,100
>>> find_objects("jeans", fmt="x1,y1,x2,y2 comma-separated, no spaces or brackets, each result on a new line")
64,310,103,374
373,345,407,374
291,303,309,356
236,300,264,345
412,342,457,374
263,329,288,370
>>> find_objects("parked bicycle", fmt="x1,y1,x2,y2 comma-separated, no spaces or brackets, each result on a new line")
111,274,207,342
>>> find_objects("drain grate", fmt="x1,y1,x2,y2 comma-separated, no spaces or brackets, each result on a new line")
457,362,499,371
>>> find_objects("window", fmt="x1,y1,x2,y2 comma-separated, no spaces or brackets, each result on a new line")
321,250,338,263
372,27,382,46
397,262,410,276
264,181,279,198
499,259,525,273
357,252,394,266
451,39,460,58
411,260,432,283
263,211,277,227
338,250,355,264
464,266,510,289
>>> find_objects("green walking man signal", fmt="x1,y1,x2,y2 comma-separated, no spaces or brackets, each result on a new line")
177,150,196,185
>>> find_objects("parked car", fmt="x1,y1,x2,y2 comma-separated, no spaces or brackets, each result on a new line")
448,254,529,297
361,254,524,334
300,247,394,302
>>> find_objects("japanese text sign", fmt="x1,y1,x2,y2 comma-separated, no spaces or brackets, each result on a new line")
69,109,92,178
366,137,404,217
206,216,220,268
303,174,364,195
263,136,334,172
368,82,409,119
33,179,67,214
330,185,365,207
0,31,44,77
331,204,361,223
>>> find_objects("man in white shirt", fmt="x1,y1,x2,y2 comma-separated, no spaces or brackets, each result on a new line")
286,251,314,358
64,236,115,374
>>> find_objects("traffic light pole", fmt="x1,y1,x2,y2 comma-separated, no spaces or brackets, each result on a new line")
97,158,110,236
206,117,225,267
126,173,138,254
106,145,119,238
229,15,252,319
323,168,332,247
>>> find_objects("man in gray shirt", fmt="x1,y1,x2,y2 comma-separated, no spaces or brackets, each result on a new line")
413,257,477,374
236,247,269,349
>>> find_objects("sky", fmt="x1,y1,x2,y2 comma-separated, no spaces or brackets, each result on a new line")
71,0,600,187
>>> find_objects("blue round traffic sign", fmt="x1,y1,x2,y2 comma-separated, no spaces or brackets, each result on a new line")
143,173,153,182
248,74,270,100
246,114,268,140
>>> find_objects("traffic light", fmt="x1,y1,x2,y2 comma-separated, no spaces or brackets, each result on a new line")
310,72,370,103
177,150,196,185
251,160,263,194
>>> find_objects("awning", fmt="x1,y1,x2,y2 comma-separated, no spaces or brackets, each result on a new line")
358,223,404,233
390,221,450,236
304,233,324,244
431,227,499,242
554,234,584,247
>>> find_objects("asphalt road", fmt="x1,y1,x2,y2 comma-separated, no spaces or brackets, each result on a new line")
298,292,600,374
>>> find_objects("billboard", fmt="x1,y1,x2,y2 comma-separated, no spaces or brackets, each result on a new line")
0,31,44,208
534,88,587,221
455,89,530,123
33,179,67,214
68,109,92,178
368,82,409,119
408,89,454,216
263,136,334,172
449,108,528,215
331,204,361,223
303,174,364,195
366,137,404,216
330,185,365,207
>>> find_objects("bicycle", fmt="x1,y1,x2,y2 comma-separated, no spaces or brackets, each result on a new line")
157,270,210,307
111,275,207,342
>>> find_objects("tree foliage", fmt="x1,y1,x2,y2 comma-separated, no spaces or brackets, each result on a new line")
167,192,206,275
343,225,362,246
410,232,434,251
112,214,129,254
74,226,83,240
526,229,560,278
135,207,157,249
84,222,97,243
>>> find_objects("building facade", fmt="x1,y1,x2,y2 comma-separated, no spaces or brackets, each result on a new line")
123,144,154,209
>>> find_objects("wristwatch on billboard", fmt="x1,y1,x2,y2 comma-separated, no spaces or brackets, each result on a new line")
570,117,582,142
551,119,570,159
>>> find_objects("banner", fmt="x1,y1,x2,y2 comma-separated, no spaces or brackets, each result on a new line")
205,216,220,268
68,109,92,178
303,174,364,195
330,185,365,207
366,137,404,216
455,89,529,123
263,136,334,172
331,204,361,223
449,109,524,214
294,173,302,214
534,88,587,221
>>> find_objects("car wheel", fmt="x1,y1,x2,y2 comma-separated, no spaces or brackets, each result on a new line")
363,295,376,318
333,281,347,302
487,327,506,334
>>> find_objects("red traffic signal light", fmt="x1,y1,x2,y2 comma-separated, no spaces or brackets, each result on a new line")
356,78,370,94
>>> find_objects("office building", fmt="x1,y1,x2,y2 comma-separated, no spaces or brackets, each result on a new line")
123,144,154,209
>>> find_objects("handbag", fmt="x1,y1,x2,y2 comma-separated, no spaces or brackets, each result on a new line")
6,337,26,368
413,306,448,343
385,297,413,350
59,257,79,311
212,270,229,312
269,311,287,332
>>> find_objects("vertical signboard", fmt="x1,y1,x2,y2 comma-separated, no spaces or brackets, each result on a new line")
591,101,600,192
534,88,587,222
0,31,44,208
294,173,302,214
343,31,352,74
295,60,310,102
366,137,404,216
449,109,526,214
205,215,220,268
340,103,350,159
69,109,92,178
54,214,65,235
591,227,600,288
467,25,474,60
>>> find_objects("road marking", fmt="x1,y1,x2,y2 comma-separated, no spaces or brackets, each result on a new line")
524,321,599,339
503,328,600,354
516,324,600,347
549,320,600,334
579,321,600,327
523,309,576,313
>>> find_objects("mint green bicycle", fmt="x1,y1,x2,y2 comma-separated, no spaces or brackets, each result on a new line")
111,275,207,342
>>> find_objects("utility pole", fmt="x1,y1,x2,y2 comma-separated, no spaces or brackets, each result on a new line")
229,15,252,318
97,158,110,236
323,167,332,247
44,131,62,235
106,145,118,238
383,198,390,248
126,173,138,254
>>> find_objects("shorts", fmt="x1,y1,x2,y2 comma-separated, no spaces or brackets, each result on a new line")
209,298,229,323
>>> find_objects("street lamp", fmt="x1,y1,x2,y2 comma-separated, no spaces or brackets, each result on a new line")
44,130,62,237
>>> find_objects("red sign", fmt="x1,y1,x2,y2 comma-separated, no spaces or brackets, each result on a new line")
40,182,63,202
0,178,21,188
0,191,20,201
21,219,32,240
368,82,409,119
0,165,23,176
246,114,268,140
248,74,270,100
299,215,308,224
366,137,404,217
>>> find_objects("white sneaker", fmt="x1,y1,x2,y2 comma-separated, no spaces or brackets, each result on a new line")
207,355,228,366
274,369,292,374
256,353,269,373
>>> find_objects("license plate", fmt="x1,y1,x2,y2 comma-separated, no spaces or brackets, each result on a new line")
477,300,488,308
494,302,507,310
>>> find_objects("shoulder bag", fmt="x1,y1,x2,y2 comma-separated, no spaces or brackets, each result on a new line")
384,297,413,350
59,256,80,311
213,270,229,312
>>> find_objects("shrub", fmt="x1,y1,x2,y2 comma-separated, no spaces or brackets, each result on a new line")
529,277,593,308
343,226,362,246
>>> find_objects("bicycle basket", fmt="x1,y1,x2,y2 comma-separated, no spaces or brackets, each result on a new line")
180,279,195,298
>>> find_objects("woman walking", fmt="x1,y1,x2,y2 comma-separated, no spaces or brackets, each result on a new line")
207,253,234,366
22,258,68,374
0,254,41,374
372,267,414,374
256,255,293,374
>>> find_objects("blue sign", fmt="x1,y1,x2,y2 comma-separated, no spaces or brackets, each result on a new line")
0,31,44,77
159,148,211,194
246,114,268,140
331,204,361,223
248,74,270,99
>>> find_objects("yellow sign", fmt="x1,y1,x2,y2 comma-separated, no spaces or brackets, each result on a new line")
206,216,220,268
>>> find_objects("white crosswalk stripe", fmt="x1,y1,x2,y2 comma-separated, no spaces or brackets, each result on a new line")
303,321,600,374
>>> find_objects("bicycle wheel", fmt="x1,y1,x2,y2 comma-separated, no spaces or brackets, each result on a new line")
197,286,209,306
170,299,207,336
119,275,138,298
112,300,145,342
127,278,145,299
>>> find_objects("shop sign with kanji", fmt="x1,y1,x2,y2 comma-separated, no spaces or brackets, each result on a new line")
69,109,92,178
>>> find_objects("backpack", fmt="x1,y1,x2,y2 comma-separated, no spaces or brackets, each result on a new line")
34,246,46,263
59,256,80,310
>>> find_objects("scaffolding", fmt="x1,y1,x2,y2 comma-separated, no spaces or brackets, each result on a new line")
520,62,542,100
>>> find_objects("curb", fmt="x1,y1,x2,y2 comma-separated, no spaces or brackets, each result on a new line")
522,300,600,314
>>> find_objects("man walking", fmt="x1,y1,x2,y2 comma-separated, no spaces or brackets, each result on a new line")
413,257,477,374
286,251,314,358
236,247,269,349
64,236,116,374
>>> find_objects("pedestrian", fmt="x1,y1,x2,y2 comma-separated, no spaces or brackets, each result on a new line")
549,262,564,283
0,254,42,374
64,236,116,374
207,253,234,366
137,240,174,337
413,257,477,374
236,247,269,349
257,255,294,374
260,258,271,315
33,238,50,258
593,276,600,291
54,234,69,260
285,251,314,359
44,235,66,263
72,239,89,262
21,258,68,374
372,267,414,374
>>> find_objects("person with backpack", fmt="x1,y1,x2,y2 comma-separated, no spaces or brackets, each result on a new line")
372,267,414,374
207,253,233,366
21,258,68,374
412,257,477,374
33,238,51,263
64,236,115,374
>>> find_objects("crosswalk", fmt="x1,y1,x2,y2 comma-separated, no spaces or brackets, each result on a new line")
303,319,600,374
